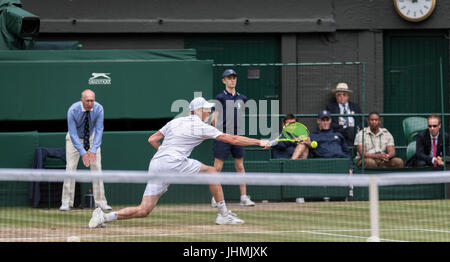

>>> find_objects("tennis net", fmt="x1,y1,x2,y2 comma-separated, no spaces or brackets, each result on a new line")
1,168,450,242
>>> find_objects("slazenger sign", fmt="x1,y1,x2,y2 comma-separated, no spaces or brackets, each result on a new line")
88,73,111,85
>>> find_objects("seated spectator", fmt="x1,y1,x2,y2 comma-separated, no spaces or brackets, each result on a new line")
354,112,404,169
408,114,449,168
326,82,362,146
271,113,302,159
291,110,353,172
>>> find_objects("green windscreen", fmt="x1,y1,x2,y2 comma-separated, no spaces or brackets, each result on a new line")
0,49,213,120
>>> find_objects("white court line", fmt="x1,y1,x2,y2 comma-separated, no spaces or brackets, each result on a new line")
1,228,440,242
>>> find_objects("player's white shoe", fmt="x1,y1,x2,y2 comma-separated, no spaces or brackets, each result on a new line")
240,195,256,206
89,207,105,228
211,197,217,208
216,211,245,225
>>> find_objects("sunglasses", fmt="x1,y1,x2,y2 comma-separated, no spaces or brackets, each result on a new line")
428,125,439,128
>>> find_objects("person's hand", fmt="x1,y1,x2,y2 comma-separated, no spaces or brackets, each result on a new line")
89,153,97,165
436,156,444,166
302,137,311,147
260,140,272,149
380,153,390,162
82,153,90,167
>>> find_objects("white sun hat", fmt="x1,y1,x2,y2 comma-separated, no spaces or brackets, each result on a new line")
189,97,215,111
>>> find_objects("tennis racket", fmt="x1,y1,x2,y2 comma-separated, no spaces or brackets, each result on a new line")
270,122,317,147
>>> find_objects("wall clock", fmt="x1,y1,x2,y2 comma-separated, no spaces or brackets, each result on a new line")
393,0,436,22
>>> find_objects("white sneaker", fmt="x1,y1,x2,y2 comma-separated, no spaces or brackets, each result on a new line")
89,207,105,228
59,204,70,211
97,203,112,211
216,211,245,225
211,197,217,208
240,195,256,206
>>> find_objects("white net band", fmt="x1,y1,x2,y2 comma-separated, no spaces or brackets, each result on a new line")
1,168,450,186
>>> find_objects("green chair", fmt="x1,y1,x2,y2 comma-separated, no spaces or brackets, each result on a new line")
402,117,427,144
406,141,416,161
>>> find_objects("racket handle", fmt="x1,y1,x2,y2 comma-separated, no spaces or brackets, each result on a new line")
270,139,278,146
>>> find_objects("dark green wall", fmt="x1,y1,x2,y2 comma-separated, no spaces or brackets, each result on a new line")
0,49,213,121
0,132,446,206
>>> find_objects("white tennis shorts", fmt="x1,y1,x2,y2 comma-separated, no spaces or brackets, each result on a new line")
143,156,202,196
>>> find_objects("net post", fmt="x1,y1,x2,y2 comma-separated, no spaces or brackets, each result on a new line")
368,174,380,242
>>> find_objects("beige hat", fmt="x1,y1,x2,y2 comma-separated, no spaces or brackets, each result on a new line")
332,82,352,94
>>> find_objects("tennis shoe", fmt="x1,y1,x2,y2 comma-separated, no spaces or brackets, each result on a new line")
240,195,256,206
216,211,244,225
98,203,112,211
211,197,217,208
89,207,105,228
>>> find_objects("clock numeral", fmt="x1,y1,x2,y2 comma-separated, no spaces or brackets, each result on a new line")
424,5,429,9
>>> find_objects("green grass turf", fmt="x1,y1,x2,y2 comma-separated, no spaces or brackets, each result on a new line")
1,200,450,242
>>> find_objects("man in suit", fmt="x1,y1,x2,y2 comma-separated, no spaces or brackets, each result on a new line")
412,114,449,168
326,83,362,146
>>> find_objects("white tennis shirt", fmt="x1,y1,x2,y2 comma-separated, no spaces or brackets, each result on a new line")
152,114,223,160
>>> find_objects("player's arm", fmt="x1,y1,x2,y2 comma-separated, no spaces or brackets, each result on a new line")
216,133,270,148
148,131,164,150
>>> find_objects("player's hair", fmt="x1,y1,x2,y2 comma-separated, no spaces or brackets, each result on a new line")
428,114,441,124
283,113,296,123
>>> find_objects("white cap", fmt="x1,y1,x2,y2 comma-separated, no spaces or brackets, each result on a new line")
189,97,215,111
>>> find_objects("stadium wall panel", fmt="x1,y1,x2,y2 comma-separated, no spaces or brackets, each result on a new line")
0,49,213,121
0,132,447,206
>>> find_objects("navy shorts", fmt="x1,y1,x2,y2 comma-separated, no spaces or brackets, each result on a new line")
214,140,245,160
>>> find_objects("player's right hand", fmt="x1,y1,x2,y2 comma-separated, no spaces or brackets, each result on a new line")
260,140,272,149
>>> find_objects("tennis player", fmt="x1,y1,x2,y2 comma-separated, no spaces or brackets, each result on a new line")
89,97,271,228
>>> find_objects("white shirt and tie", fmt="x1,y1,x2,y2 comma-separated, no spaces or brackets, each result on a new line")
338,103,354,128
430,133,439,165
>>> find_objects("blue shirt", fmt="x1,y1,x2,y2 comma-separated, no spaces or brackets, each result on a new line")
214,89,247,135
309,129,352,166
67,101,104,155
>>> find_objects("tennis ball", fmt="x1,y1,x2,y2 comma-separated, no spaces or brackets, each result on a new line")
311,141,318,148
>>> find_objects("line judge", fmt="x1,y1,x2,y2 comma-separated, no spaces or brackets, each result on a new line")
60,89,111,211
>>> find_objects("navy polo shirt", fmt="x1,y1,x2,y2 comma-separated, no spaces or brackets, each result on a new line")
309,129,353,167
214,89,248,135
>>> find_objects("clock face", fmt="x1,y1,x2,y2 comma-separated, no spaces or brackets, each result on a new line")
394,0,436,22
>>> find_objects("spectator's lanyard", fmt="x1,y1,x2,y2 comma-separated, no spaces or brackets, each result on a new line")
369,133,382,152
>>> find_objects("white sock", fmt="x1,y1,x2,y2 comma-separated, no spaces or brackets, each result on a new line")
217,200,228,216
104,212,118,222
